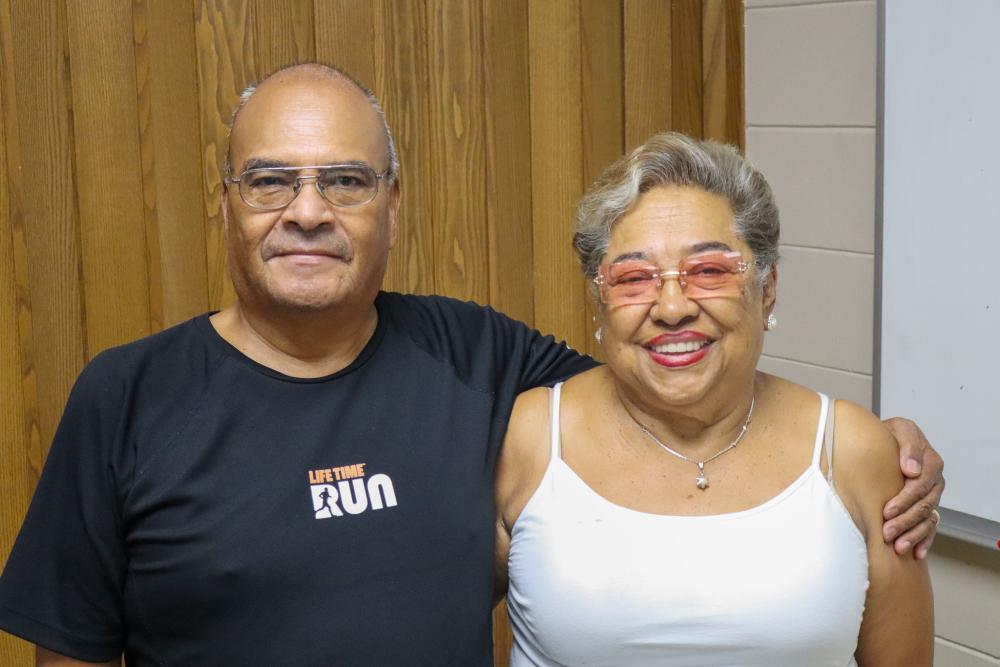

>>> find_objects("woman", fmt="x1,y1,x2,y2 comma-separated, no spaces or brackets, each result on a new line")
495,133,933,666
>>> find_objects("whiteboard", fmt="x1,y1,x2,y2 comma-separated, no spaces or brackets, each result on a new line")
880,0,1000,526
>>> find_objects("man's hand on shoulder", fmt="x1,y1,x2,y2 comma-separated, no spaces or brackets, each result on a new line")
881,417,945,560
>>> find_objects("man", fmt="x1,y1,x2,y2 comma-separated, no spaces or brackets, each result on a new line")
0,64,943,666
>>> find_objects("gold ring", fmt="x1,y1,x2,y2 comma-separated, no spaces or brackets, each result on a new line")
931,509,941,525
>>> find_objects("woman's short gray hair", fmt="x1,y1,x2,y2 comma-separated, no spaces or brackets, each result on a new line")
573,132,779,290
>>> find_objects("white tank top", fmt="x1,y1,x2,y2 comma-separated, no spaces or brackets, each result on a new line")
507,385,869,667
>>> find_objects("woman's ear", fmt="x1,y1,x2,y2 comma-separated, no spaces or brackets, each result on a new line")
762,265,778,316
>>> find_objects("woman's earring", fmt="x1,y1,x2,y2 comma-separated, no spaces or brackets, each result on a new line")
594,327,604,344
765,313,777,331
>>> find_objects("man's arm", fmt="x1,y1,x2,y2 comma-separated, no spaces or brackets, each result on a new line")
881,417,946,559
37,647,118,667
836,405,934,666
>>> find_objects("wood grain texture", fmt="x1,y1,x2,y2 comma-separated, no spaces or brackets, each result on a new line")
428,0,488,302
0,2,33,663
671,0,703,138
624,0,672,151
314,0,377,87
6,0,84,464
66,0,151,355
483,0,533,326
134,0,210,330
702,0,744,150
252,0,315,75
377,0,435,295
529,0,587,350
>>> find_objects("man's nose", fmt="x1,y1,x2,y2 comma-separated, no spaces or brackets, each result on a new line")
282,178,335,229
649,274,700,325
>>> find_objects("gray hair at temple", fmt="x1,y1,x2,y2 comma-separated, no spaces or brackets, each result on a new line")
222,62,400,183
573,132,780,293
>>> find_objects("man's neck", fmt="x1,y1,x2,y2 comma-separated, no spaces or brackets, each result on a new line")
210,300,379,378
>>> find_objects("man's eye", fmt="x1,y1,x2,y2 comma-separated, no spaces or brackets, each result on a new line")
322,170,370,189
247,173,293,189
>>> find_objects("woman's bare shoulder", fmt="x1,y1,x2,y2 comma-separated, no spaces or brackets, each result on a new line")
832,399,904,533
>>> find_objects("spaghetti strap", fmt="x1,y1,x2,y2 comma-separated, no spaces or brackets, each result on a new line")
824,398,837,486
811,393,830,469
549,382,564,462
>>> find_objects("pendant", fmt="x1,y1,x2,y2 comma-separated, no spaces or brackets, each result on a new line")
696,462,709,490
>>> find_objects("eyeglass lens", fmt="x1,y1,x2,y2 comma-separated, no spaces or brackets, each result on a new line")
598,252,747,305
240,166,379,209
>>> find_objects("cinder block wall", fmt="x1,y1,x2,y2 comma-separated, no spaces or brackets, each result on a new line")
743,1,1000,664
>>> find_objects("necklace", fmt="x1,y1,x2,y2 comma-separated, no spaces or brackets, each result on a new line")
625,396,755,490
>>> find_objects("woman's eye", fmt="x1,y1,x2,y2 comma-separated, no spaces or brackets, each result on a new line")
615,271,655,284
689,264,727,276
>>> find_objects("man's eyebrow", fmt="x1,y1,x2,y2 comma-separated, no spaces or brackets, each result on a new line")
241,158,295,171
240,159,371,172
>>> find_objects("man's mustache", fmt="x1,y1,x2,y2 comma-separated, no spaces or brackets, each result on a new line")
261,231,352,261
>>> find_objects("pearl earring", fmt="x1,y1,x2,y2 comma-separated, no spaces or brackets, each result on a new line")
766,313,777,331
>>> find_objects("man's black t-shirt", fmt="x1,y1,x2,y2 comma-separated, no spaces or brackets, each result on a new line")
0,292,595,665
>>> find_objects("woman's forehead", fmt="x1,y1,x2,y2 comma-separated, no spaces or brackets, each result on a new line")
607,186,743,258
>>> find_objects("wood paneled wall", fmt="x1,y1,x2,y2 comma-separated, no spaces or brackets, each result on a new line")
0,1,743,662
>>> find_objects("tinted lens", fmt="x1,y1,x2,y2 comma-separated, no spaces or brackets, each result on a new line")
241,170,297,208
600,262,661,305
598,252,747,305
680,252,746,298
318,166,378,206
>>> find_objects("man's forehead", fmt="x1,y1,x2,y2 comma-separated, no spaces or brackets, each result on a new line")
236,75,369,129
229,74,385,167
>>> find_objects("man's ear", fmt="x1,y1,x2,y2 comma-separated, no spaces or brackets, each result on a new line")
386,177,401,249
221,186,231,240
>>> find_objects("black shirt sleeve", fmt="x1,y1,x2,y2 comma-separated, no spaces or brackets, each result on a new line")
0,351,128,662
503,314,598,392
377,292,598,394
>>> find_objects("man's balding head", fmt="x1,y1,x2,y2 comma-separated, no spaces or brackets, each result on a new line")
224,63,398,182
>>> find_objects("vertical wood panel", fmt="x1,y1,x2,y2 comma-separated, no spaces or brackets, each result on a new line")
624,0,672,150
703,0,744,150
252,0,315,74
66,0,151,354
134,0,210,329
314,0,377,86
428,0,488,302
377,0,435,295
529,0,587,350
194,0,255,310
0,1,32,662
671,0,704,138
484,0,533,326
7,0,83,463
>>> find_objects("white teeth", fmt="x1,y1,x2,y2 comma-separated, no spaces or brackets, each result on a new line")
652,340,709,354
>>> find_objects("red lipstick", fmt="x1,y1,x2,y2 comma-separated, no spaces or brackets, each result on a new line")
645,331,713,368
